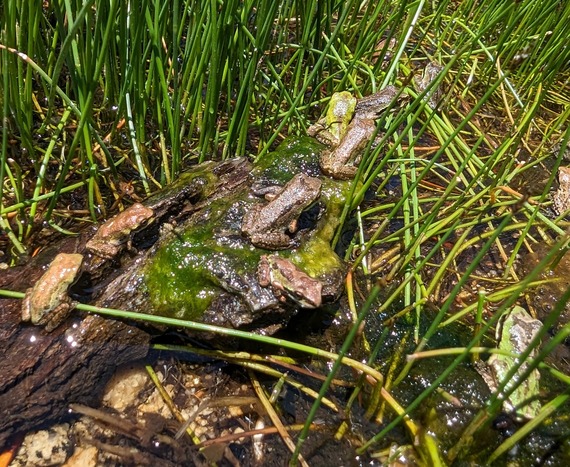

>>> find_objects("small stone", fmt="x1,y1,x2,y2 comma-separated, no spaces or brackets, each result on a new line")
18,425,71,466
63,446,98,467
103,364,149,411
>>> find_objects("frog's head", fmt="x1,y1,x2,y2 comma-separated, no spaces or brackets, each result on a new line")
355,85,400,120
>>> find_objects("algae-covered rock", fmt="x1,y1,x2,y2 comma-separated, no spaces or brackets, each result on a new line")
94,138,352,333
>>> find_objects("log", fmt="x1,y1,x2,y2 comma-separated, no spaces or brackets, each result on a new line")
0,246,150,448
0,158,254,448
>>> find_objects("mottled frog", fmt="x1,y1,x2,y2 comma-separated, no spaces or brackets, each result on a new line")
319,86,399,180
257,254,322,308
477,306,542,420
21,253,84,332
552,166,570,215
241,173,322,250
86,202,154,259
308,91,357,147
413,61,444,110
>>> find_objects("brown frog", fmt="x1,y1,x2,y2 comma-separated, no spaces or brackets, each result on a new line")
319,86,400,180
241,173,322,250
257,254,322,308
552,166,570,215
86,202,154,259
413,61,444,110
21,253,84,332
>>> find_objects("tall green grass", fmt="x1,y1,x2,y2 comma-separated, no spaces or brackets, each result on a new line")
2,0,570,464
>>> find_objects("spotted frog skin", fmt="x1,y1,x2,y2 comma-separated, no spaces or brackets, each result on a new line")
308,91,357,147
86,202,154,259
552,166,570,215
21,253,83,332
413,61,444,110
257,254,322,308
241,173,322,250
319,86,399,180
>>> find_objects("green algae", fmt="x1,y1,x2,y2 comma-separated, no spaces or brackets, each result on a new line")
252,136,324,182
288,178,351,277
144,190,262,320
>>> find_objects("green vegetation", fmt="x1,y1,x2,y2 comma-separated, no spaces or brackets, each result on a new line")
2,0,570,464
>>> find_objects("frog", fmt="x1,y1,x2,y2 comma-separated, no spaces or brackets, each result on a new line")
257,255,322,308
319,85,400,180
241,173,322,250
476,305,542,420
413,61,444,110
86,202,154,259
552,166,570,216
21,253,84,332
307,91,357,147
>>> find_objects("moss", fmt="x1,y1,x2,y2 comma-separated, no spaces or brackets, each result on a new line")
289,178,352,276
144,191,262,320
252,136,324,182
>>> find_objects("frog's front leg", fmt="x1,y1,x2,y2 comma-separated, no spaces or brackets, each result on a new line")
307,121,341,147
249,232,294,250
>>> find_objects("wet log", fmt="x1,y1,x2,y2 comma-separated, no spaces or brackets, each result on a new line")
0,158,254,448
0,246,150,449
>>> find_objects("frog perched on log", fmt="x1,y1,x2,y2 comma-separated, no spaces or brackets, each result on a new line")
313,86,400,180
21,253,83,332
241,173,322,250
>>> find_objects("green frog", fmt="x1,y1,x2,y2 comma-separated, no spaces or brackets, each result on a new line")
308,91,357,147
86,202,154,259
21,253,84,332
241,173,322,250
319,86,399,180
477,306,542,420
257,254,322,308
413,61,444,110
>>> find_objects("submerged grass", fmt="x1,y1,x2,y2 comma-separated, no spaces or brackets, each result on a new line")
2,0,570,464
